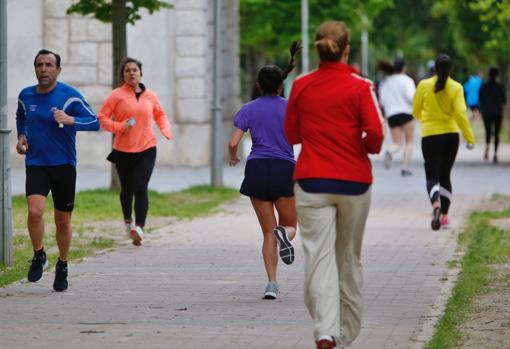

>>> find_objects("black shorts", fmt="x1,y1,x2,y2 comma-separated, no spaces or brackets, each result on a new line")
388,113,414,128
240,158,295,201
26,165,77,212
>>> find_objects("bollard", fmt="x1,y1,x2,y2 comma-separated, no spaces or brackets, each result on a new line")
0,128,12,266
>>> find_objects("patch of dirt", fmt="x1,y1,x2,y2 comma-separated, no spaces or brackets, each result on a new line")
457,195,510,348
492,218,510,231
478,194,510,212
459,264,510,349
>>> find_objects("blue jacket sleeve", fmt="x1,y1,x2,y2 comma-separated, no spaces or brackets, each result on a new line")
64,93,100,131
16,95,26,137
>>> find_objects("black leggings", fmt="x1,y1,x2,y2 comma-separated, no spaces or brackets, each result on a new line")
421,133,459,215
114,147,157,227
482,114,503,152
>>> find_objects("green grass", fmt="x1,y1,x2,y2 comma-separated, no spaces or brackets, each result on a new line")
2,185,239,287
424,205,510,349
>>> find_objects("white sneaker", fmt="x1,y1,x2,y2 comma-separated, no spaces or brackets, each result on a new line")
124,220,134,237
263,281,279,300
129,226,144,246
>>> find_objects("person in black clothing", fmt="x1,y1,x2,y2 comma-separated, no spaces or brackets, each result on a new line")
479,67,506,163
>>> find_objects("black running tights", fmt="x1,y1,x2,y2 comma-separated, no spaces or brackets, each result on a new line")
115,147,157,227
421,133,459,215
482,114,502,152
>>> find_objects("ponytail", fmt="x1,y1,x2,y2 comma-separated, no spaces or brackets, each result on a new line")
434,54,452,93
256,42,301,95
282,41,302,80
314,21,349,62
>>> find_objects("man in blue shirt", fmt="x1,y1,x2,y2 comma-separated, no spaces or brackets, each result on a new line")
463,72,483,121
16,49,99,292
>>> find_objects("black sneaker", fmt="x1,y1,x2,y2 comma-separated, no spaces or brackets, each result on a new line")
431,207,441,231
27,250,48,282
273,226,295,265
401,169,412,177
53,260,68,292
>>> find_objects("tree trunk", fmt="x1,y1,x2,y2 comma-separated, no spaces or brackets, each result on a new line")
497,60,510,141
109,0,127,190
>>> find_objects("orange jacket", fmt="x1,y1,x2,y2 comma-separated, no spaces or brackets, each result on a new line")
98,83,172,153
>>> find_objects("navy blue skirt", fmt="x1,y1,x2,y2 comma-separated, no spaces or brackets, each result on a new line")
240,158,295,201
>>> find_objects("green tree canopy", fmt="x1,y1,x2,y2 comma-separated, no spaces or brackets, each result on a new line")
67,0,171,24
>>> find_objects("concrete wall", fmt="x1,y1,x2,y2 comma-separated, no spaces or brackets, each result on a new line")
7,0,240,167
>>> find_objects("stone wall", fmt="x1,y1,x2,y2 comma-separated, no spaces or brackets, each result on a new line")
7,0,240,167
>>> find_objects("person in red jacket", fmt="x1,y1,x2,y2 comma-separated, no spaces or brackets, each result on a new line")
285,21,384,349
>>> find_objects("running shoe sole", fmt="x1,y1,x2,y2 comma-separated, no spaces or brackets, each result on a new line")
274,226,294,265
431,207,441,231
130,229,142,246
263,292,277,300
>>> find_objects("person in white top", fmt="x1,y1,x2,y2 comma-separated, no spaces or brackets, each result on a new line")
377,57,416,176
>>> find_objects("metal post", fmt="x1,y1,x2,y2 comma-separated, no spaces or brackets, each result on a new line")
301,0,309,73
211,0,223,186
0,0,13,267
361,14,369,76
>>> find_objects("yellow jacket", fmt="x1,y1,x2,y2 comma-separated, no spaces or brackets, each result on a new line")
412,76,475,144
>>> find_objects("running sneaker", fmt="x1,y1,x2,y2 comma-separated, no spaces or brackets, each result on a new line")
431,207,441,231
263,281,279,300
53,259,68,292
27,250,48,282
383,151,392,169
440,217,451,229
316,336,336,349
273,226,294,265
124,219,134,237
130,225,144,246
401,169,412,177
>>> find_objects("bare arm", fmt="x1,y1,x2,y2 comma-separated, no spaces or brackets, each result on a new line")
228,127,244,166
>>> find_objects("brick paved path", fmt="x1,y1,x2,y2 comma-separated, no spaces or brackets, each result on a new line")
1,144,508,348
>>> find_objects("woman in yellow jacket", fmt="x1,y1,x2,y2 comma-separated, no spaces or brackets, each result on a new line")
412,54,475,230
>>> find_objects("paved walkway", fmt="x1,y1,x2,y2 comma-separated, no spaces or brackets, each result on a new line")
1,143,509,348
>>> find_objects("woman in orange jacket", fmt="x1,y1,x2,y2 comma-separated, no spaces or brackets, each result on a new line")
98,57,172,246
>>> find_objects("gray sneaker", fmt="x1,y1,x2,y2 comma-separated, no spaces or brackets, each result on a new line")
263,281,279,300
383,151,392,169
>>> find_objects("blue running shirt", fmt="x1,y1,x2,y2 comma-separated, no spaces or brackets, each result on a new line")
16,82,100,166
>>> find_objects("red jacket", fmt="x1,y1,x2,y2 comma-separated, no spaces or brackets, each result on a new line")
285,62,384,184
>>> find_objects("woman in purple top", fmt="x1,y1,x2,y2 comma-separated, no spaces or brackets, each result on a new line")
228,43,300,300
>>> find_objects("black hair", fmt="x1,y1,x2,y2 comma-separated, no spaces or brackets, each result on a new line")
488,66,499,82
34,49,61,68
257,42,301,95
434,54,452,93
377,60,394,74
118,57,143,87
393,57,405,73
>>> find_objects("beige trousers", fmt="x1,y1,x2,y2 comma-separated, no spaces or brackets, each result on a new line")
294,183,371,346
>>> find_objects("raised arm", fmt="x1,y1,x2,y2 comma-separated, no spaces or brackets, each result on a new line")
359,83,384,154
63,94,99,131
412,82,425,121
452,87,475,144
97,93,125,133
284,84,302,144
